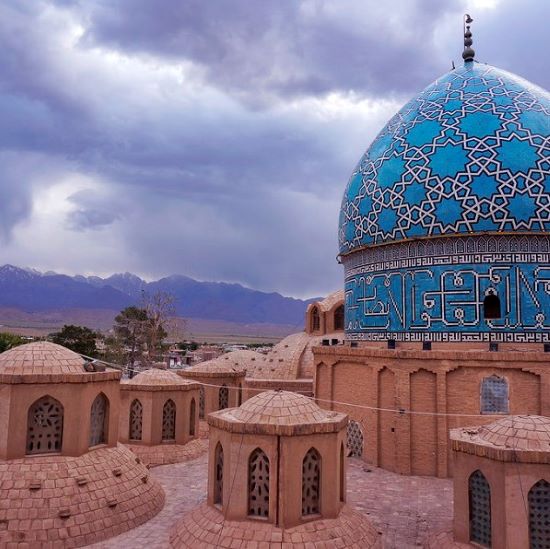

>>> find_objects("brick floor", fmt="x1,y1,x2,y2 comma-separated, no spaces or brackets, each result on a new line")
346,460,454,549
90,455,454,549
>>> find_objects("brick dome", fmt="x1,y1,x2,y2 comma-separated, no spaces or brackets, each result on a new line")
451,415,550,464
181,350,254,378
124,368,197,388
0,341,85,373
208,390,347,435
0,342,120,383
455,415,550,452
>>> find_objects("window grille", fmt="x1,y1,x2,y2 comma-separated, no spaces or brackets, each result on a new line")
302,448,321,516
311,307,320,332
26,396,64,455
199,386,205,419
334,305,345,331
189,398,196,436
89,393,108,447
129,399,143,440
219,385,229,410
162,399,176,441
347,420,364,457
469,470,491,547
214,442,224,506
529,479,550,549
480,375,509,414
248,448,270,518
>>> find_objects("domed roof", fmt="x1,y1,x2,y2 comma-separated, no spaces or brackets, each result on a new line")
181,350,257,378
339,62,550,254
0,341,119,381
451,415,550,463
123,367,199,390
208,390,347,435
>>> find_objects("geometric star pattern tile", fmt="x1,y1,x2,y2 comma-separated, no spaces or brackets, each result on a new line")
339,62,550,254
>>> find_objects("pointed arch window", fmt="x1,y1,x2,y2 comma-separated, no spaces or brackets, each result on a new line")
219,385,229,410
248,448,270,518
26,395,64,455
481,375,509,414
89,393,109,447
214,442,224,507
199,386,205,419
162,399,176,441
469,470,491,547
334,305,345,331
483,292,501,320
302,448,321,516
529,479,550,548
189,398,196,436
311,307,320,332
129,399,143,440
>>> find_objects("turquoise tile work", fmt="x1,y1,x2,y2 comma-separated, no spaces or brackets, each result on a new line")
339,62,550,253
339,61,550,341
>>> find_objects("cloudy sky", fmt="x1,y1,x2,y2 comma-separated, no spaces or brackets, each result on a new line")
0,0,548,298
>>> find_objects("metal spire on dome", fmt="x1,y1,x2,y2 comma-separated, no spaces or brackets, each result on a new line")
462,14,475,62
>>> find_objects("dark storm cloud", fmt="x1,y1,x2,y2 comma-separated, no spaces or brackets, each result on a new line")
76,0,456,102
0,0,548,296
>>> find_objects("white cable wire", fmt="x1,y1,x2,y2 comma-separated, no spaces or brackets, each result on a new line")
78,352,508,419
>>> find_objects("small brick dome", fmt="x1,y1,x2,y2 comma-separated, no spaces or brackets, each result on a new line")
124,368,196,387
456,415,550,452
0,341,87,375
209,390,347,435
233,390,328,424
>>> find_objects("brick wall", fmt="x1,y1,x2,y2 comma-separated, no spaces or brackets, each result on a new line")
314,344,550,478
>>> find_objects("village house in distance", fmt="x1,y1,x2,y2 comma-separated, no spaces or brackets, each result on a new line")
0,17,548,549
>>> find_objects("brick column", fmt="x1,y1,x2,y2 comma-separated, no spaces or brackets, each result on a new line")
436,370,448,478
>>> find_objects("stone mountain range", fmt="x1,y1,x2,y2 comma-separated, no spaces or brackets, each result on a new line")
0,265,316,326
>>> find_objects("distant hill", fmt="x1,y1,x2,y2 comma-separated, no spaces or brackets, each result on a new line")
0,265,315,327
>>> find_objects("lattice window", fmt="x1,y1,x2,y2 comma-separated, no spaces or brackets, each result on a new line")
248,448,270,518
214,442,224,506
162,399,176,441
481,375,509,414
89,393,108,447
26,396,64,455
189,398,196,436
311,307,320,332
334,305,345,331
129,399,143,440
347,420,364,457
469,470,491,547
302,448,321,516
529,479,550,549
219,385,229,410
199,386,205,419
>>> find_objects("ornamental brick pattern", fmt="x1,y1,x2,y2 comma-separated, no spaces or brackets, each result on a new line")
169,502,382,548
0,444,164,547
126,439,208,468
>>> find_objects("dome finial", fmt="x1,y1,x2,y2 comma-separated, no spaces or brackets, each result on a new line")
462,14,475,62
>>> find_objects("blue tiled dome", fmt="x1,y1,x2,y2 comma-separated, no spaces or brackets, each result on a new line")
339,62,550,255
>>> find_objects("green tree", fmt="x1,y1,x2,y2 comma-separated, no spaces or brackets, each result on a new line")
113,306,149,371
50,325,98,357
0,332,27,353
